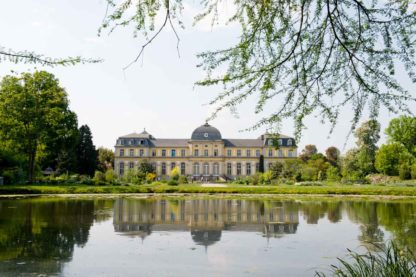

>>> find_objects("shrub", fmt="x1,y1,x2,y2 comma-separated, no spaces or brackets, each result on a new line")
93,171,105,185
178,175,188,184
399,163,412,180
146,172,156,183
105,169,116,183
167,179,179,186
375,143,414,176
170,166,180,181
79,175,93,185
412,163,416,180
326,166,341,181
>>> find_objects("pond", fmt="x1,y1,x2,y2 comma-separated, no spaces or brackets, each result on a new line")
0,196,416,276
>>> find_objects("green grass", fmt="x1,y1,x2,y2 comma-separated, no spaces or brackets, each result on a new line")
2,183,416,196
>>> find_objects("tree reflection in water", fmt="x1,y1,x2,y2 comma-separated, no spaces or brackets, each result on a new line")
0,197,416,276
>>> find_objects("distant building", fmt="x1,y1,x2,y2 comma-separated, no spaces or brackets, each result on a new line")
114,123,297,180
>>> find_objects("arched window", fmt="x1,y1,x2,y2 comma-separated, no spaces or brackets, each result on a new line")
203,163,209,175
193,163,200,175
213,163,219,175
287,139,292,146
161,163,166,175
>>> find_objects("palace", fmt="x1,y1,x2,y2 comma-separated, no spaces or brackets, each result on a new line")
114,123,298,180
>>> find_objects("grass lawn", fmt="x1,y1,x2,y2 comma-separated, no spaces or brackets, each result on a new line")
2,183,416,196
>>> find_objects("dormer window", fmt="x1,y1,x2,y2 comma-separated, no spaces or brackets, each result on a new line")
287,139,292,146
268,139,273,146
278,139,283,146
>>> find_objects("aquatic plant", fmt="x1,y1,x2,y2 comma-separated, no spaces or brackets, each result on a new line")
316,242,416,277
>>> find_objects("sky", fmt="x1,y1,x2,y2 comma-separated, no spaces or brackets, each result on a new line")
0,0,412,153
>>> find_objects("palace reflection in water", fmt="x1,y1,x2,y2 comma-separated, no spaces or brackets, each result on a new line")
1,197,416,276
113,199,299,246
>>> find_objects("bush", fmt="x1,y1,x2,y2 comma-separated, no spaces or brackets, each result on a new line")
105,169,116,183
170,167,180,181
167,179,179,186
93,171,105,185
146,172,156,183
399,163,412,180
178,175,188,184
326,166,341,181
412,163,416,180
375,143,414,176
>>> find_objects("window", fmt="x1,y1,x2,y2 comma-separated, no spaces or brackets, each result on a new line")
119,162,124,175
203,163,209,175
236,163,242,175
213,163,219,175
161,163,166,175
288,150,294,157
129,162,134,169
246,150,251,157
194,149,199,157
139,149,144,157
269,149,273,157
227,163,232,175
129,149,134,157
152,150,156,157
181,162,186,175
204,149,209,157
140,140,144,145
237,149,241,157
256,163,260,172
268,139,273,146
171,149,176,157
278,149,283,157
181,149,186,157
162,149,166,157
256,150,261,157
120,149,124,157
246,163,251,175
278,139,283,146
287,139,292,146
193,163,200,175
227,149,232,157
214,149,218,157
171,162,176,170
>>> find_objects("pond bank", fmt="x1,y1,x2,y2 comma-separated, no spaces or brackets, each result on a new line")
2,184,416,197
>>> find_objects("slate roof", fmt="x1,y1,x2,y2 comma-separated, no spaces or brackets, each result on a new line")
223,139,264,147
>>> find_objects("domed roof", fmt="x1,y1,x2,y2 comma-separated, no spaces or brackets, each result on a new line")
191,123,222,140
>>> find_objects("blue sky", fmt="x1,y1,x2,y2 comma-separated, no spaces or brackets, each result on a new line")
0,0,409,153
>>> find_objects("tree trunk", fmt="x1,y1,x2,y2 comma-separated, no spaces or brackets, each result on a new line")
27,143,37,183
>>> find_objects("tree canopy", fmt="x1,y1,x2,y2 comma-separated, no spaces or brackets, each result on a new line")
100,0,416,136
0,71,79,182
385,116,416,156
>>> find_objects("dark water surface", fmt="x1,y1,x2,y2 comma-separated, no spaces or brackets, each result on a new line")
0,196,416,276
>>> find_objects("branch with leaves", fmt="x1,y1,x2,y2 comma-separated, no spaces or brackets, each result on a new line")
0,46,101,67
103,0,416,139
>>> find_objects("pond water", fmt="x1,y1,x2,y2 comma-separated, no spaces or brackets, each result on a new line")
0,196,416,276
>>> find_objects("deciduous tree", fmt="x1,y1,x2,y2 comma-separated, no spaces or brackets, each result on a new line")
0,71,79,182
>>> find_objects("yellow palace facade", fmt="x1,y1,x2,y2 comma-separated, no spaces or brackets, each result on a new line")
114,123,298,180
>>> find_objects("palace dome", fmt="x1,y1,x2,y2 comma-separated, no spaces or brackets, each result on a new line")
191,123,222,140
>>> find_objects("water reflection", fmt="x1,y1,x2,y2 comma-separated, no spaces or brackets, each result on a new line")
113,199,299,247
0,197,415,276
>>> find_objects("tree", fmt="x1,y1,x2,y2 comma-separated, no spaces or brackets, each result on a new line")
299,145,318,162
354,120,380,175
385,116,416,156
375,143,414,176
137,160,155,175
76,125,98,176
0,71,79,182
97,147,114,172
341,148,362,180
101,0,416,136
325,147,340,167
